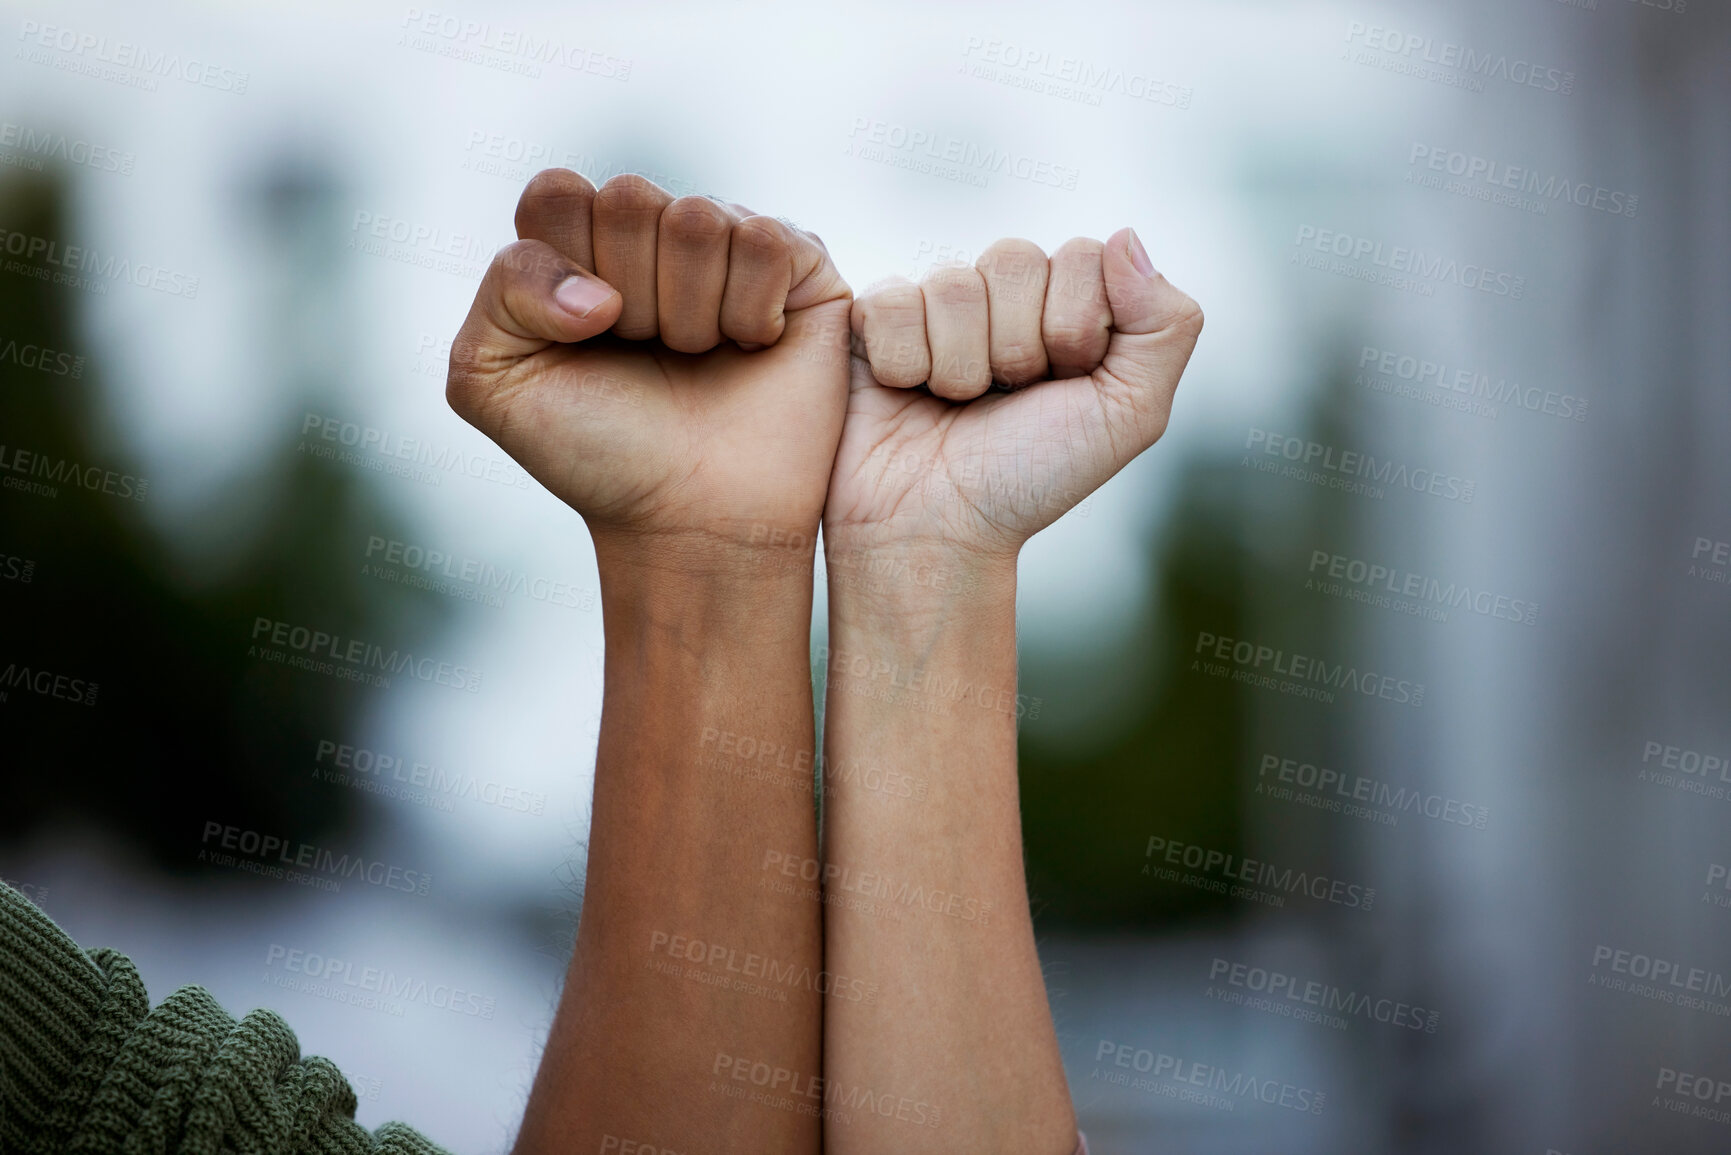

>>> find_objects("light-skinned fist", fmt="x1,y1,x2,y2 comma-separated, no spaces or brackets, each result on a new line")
825,228,1203,562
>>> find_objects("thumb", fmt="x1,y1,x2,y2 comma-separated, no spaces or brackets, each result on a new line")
447,240,622,416
1096,226,1204,444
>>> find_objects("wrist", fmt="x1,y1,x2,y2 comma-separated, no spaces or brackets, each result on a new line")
822,538,1020,723
823,516,1021,570
823,534,1017,629
593,519,818,576
821,548,1027,729
596,528,816,651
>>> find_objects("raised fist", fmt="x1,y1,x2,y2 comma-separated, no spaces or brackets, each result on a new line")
825,229,1203,560
446,170,852,562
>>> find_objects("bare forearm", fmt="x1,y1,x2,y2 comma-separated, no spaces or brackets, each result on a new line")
515,543,824,1155
819,542,1075,1154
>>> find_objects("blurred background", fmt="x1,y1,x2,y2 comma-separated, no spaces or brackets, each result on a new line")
2,0,1728,1150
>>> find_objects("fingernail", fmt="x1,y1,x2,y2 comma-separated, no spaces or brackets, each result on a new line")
555,274,613,318
1127,228,1155,277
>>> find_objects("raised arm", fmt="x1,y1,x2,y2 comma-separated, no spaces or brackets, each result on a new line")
445,170,851,1154
818,231,1203,1153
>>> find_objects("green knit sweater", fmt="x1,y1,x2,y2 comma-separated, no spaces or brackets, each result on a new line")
0,882,450,1154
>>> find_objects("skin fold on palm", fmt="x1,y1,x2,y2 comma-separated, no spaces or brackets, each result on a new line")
445,169,854,560
825,229,1204,562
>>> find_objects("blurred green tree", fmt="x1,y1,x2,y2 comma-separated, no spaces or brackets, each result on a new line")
0,169,442,873
1019,345,1370,928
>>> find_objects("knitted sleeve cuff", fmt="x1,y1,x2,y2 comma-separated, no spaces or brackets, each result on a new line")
0,882,451,1155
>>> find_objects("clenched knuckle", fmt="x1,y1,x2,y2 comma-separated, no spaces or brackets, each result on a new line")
1043,318,1105,352
595,173,669,213
517,168,593,215
662,197,730,240
978,238,1046,278
495,241,545,280
1053,236,1104,261
865,295,924,332
994,340,1046,371
923,268,985,306
732,216,789,259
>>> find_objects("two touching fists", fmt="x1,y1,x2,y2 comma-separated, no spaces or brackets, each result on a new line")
447,171,1203,563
